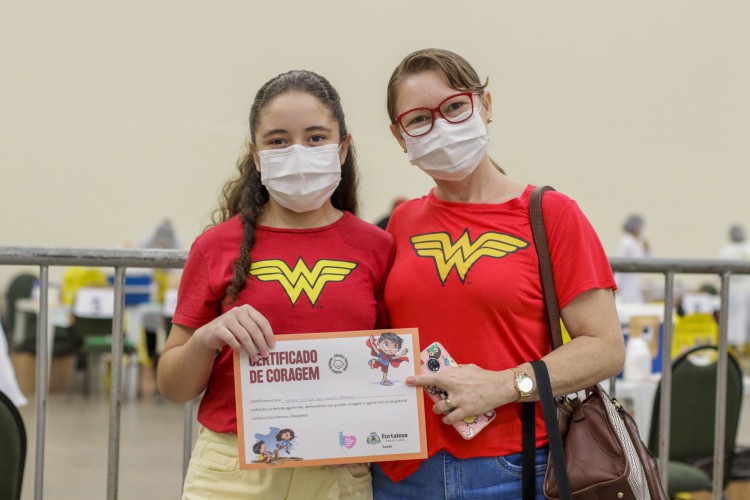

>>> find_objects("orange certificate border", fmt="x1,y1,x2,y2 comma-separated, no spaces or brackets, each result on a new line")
233,328,426,469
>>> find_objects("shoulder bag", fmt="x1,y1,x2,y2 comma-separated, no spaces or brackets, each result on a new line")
522,185,666,500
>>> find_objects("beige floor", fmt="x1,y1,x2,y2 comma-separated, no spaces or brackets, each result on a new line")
18,390,198,500
15,380,750,500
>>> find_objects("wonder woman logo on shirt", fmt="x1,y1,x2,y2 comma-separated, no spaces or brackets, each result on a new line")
249,258,358,305
411,230,529,285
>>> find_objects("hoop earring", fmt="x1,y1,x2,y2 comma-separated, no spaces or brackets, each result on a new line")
402,147,407,153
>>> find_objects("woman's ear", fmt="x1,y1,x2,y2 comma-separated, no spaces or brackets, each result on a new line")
481,92,493,124
390,123,407,153
339,133,352,164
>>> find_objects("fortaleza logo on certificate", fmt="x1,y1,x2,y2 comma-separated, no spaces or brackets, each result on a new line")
233,328,427,469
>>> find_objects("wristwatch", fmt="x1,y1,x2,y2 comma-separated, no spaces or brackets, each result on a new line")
512,368,534,401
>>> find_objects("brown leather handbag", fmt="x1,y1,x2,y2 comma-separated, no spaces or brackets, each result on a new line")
525,186,666,500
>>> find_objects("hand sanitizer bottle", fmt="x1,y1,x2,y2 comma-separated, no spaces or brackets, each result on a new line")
624,335,652,381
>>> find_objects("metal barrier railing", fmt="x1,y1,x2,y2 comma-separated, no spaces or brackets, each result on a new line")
609,256,750,495
0,246,188,500
3,247,750,498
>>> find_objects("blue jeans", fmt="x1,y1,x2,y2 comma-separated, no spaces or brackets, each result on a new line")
372,447,549,500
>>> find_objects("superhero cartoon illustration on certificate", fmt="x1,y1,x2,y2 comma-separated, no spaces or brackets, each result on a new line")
366,332,410,386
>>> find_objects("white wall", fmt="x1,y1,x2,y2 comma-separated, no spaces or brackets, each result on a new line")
1,1,748,293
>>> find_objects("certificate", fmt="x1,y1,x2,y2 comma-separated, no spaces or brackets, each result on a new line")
234,328,427,469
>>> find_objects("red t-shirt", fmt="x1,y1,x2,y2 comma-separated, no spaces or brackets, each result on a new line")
379,185,616,482
173,212,395,434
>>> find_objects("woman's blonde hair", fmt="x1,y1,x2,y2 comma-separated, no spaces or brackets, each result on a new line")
386,48,488,125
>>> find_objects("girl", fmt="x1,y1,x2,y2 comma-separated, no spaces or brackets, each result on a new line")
158,70,393,500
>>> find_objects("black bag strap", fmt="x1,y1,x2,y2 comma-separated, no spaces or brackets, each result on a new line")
531,360,572,500
521,401,536,498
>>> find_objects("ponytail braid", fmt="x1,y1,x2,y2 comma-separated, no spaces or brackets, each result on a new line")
215,154,268,304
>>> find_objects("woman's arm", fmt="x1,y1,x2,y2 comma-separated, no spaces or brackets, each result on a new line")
516,287,625,396
409,288,625,424
157,305,276,403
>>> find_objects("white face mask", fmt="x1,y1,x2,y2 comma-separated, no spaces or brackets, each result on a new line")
403,108,489,181
258,143,342,213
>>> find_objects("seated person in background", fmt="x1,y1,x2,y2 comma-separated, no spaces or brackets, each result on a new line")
60,267,108,306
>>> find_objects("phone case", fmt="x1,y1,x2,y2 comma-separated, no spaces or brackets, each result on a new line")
419,341,497,440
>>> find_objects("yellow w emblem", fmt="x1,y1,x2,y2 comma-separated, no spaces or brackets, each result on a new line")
411,230,529,285
249,258,357,305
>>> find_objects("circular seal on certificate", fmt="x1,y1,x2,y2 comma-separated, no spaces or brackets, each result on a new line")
328,354,349,374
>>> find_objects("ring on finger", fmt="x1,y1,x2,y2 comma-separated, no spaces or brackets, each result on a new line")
444,398,456,411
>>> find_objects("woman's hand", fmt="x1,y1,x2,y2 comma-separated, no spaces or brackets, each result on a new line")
407,364,516,425
193,304,275,363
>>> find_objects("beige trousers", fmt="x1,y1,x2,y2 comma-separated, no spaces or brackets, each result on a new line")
182,426,373,500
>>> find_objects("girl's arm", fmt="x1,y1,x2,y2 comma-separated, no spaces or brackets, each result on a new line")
157,324,215,403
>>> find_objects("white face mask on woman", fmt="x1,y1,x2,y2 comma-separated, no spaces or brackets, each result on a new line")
258,143,341,213
403,108,489,181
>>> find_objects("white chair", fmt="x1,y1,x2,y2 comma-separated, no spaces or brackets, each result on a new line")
71,287,136,396
680,292,721,315
72,287,115,318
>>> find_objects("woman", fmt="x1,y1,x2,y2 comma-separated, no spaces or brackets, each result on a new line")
372,48,625,499
157,70,393,500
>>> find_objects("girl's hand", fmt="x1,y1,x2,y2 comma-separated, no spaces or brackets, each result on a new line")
193,304,275,363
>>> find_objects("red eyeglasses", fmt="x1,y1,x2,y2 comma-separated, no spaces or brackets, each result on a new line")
397,92,477,138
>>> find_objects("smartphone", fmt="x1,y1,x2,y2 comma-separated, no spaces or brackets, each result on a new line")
419,341,497,440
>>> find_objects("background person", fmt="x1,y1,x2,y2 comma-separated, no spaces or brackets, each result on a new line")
718,224,750,348
157,70,393,500
614,213,650,304
0,321,27,407
374,197,407,230
372,48,624,499
136,217,185,395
